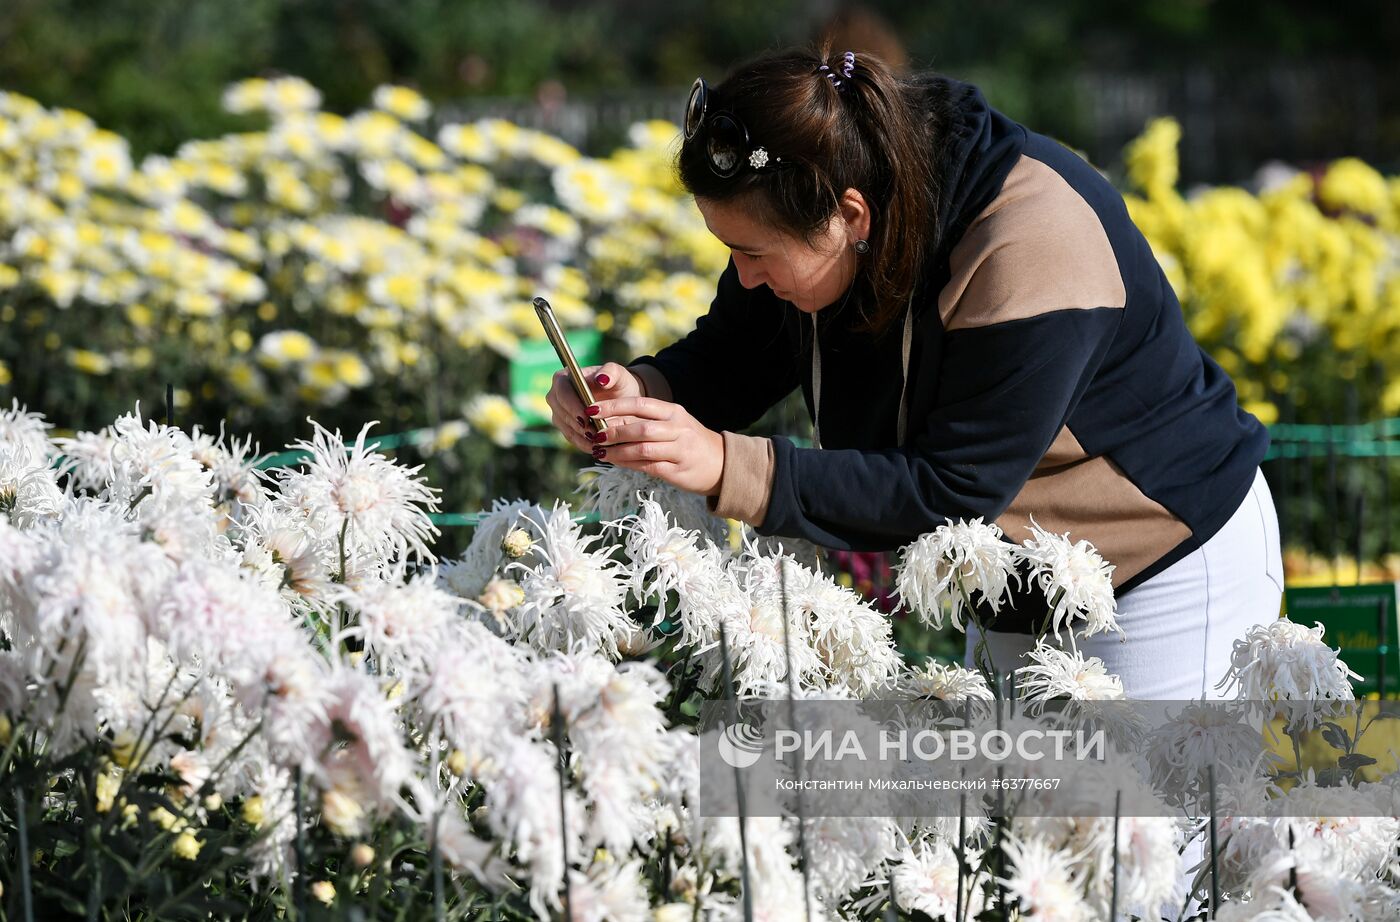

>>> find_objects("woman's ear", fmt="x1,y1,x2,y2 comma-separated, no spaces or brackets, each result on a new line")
838,188,872,243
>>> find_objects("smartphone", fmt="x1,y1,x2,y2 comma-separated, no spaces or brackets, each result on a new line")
533,296,607,434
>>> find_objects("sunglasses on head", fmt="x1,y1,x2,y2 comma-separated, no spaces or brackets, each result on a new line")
684,77,793,179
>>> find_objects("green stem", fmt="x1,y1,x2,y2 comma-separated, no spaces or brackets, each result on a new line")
15,784,35,922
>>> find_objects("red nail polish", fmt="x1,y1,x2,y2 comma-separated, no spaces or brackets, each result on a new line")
593,448,606,459
585,431,596,442
594,431,606,444
576,415,586,426
585,406,600,416
596,373,610,386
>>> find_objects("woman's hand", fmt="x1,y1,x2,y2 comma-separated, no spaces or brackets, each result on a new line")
586,395,725,497
546,362,645,455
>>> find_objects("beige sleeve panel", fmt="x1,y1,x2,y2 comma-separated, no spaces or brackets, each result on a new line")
705,431,775,526
996,425,1192,588
938,154,1128,331
628,363,674,402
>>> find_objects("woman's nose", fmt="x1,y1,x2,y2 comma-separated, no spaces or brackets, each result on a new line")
734,263,764,289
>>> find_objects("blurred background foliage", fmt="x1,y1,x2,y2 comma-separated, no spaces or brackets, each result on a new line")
2,0,1397,178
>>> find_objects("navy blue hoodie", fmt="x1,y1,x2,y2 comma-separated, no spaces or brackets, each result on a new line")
627,76,1269,606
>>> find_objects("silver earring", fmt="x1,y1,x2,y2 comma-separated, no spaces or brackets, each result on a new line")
854,239,870,255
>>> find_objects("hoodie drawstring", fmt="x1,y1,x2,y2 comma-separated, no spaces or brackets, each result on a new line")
810,296,915,450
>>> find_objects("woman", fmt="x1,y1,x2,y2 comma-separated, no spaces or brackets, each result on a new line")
545,46,1284,700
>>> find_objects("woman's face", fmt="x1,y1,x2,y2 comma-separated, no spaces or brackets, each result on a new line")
696,194,866,314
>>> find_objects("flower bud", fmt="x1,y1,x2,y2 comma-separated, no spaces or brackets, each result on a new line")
501,527,534,559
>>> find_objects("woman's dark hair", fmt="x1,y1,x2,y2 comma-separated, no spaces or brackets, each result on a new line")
678,44,953,339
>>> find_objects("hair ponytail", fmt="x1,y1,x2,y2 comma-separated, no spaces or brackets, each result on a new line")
678,44,950,339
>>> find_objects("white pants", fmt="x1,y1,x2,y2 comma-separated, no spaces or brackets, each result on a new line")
964,467,1285,699
964,468,1284,919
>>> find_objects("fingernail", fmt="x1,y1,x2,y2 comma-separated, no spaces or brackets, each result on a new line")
576,415,586,426
593,431,606,443
595,373,610,386
593,447,606,459
585,405,600,416
585,431,596,442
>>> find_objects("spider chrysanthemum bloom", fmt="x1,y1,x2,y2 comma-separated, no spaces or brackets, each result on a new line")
438,498,545,601
53,426,118,491
1017,639,1125,706
1143,702,1281,806
895,518,1020,631
0,398,54,462
189,422,266,512
276,419,441,567
507,502,635,658
1016,518,1121,642
794,573,902,694
899,659,995,701
296,666,414,833
999,833,1094,922
337,569,460,672
0,441,67,528
578,464,727,545
1215,618,1359,730
892,838,985,919
620,497,729,641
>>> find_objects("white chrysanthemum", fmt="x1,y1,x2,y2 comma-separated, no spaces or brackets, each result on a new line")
801,815,901,903
999,833,1094,921
106,407,218,512
483,735,588,921
338,569,460,671
896,518,1020,631
237,500,338,607
618,497,728,641
701,547,825,695
579,464,727,544
892,838,985,919
295,666,414,835
1217,888,1318,921
1044,811,1184,920
156,556,300,693
0,441,67,527
53,426,118,491
1017,517,1122,641
1216,619,1359,729
532,653,677,854
792,569,901,694
438,498,545,600
189,422,266,512
1144,702,1282,807
415,622,532,772
0,399,53,460
0,504,173,754
899,659,995,701
427,809,515,894
239,761,299,880
1017,640,1125,706
1246,832,1366,921
508,502,636,658
275,419,441,567
563,858,651,922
